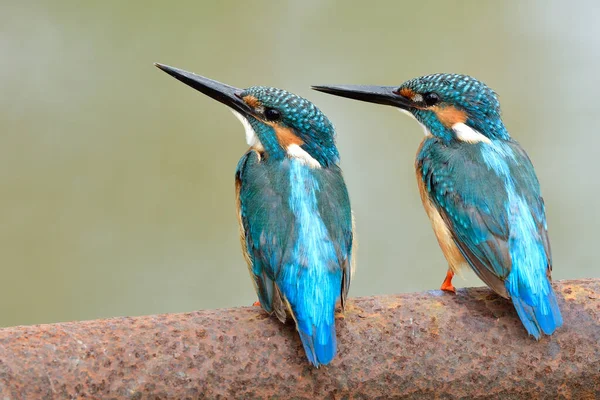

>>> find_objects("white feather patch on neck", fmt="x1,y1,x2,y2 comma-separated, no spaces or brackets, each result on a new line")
452,122,491,144
287,144,321,168
398,109,431,136
231,110,264,150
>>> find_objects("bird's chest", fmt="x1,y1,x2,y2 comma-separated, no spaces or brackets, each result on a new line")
414,139,470,271
415,167,467,272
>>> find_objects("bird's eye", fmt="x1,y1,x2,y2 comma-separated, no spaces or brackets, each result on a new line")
424,92,440,106
264,108,281,121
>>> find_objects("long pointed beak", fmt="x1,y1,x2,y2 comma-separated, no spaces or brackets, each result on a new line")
311,84,414,109
155,63,251,116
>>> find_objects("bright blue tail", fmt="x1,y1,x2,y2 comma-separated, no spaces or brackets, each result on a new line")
297,321,337,367
507,279,563,339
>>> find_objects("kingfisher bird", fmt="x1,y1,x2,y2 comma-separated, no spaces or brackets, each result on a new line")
155,63,354,366
313,74,562,339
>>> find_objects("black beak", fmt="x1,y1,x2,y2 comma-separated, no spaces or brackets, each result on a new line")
311,84,414,109
155,63,251,116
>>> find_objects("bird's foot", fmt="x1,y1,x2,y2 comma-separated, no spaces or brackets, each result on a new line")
252,301,261,307
440,269,456,294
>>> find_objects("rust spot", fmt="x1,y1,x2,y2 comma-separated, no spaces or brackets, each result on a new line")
432,105,468,128
0,279,597,398
196,329,207,339
562,285,591,301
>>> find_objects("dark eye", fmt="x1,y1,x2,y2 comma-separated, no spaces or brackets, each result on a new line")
424,92,440,106
264,108,281,121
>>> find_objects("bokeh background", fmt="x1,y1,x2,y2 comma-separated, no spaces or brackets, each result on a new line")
1,1,599,327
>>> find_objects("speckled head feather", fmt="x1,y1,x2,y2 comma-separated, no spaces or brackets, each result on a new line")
242,87,335,138
240,87,339,167
399,74,501,111
397,73,509,142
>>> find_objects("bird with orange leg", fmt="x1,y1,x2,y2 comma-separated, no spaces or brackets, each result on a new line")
314,74,562,339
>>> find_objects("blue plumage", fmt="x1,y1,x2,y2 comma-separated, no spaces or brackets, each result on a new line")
156,64,353,366
236,152,352,366
312,73,563,338
230,89,353,367
285,161,342,364
418,138,562,338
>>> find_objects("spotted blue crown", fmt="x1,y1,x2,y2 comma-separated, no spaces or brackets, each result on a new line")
402,73,509,140
242,86,339,165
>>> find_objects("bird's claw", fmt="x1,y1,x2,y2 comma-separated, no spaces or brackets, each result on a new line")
441,269,456,294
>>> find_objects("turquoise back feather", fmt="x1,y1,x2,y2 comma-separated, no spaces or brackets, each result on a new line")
236,152,353,366
417,137,562,338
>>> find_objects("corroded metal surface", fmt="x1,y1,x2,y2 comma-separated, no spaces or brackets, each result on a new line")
0,279,599,399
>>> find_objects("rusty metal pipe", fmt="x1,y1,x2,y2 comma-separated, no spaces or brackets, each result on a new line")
0,279,599,399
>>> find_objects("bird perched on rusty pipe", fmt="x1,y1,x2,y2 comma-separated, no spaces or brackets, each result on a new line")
313,74,562,339
155,63,354,366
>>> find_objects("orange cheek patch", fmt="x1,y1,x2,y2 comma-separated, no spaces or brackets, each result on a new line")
243,95,260,108
433,105,468,128
273,125,304,147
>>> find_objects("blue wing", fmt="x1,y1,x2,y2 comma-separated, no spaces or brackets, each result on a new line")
314,164,355,308
417,138,562,338
235,151,293,322
235,150,353,365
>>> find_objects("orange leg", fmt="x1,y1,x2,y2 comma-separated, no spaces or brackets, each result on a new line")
252,301,261,307
440,269,456,293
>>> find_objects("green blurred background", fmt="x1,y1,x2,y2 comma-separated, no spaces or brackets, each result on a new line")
1,1,598,327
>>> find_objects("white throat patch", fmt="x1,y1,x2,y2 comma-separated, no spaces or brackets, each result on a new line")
287,144,321,169
398,109,431,136
452,123,491,144
231,110,264,150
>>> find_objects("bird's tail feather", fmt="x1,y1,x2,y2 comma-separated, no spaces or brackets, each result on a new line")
509,281,563,339
297,322,337,367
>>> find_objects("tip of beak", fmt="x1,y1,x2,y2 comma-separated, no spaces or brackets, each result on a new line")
311,85,335,93
311,84,365,95
153,63,188,80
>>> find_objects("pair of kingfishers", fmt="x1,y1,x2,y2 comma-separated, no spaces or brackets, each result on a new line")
155,63,563,367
